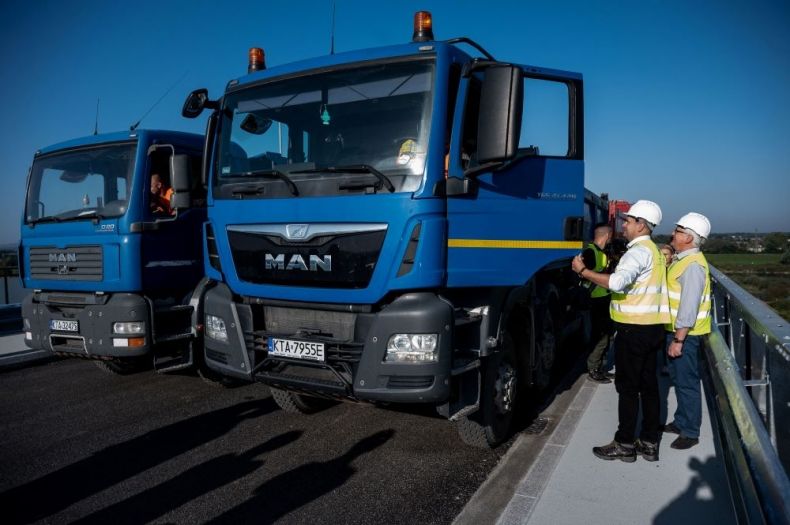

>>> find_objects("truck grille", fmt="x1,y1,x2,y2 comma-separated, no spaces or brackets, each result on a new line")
29,246,103,281
227,227,386,289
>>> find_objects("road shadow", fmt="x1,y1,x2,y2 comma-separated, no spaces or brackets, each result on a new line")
2,397,277,524
652,456,734,524
74,430,303,525
207,428,396,524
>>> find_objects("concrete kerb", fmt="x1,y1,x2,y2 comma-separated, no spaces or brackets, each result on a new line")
454,368,594,525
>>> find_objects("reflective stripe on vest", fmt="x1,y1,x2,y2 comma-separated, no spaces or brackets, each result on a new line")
588,243,611,299
665,252,712,335
610,239,670,325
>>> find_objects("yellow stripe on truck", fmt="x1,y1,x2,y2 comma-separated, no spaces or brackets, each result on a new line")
447,239,583,250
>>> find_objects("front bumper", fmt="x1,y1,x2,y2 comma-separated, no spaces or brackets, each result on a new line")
22,291,151,358
202,283,453,403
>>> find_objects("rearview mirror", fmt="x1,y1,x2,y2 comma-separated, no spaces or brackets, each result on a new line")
240,114,273,135
476,66,523,164
60,170,88,183
182,88,216,119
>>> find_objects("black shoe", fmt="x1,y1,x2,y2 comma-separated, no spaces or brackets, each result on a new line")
635,439,659,461
587,370,612,384
671,436,699,449
605,370,616,379
592,440,636,462
662,421,681,434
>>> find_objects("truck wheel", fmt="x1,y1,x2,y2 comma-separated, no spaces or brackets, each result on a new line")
270,388,334,414
457,333,519,448
94,358,150,375
532,285,559,390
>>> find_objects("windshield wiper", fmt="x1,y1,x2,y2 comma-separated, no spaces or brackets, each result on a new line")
28,212,108,226
77,209,109,222
28,216,64,225
228,169,299,196
291,164,395,193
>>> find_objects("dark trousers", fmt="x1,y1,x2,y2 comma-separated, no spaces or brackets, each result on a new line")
667,332,702,439
613,322,665,444
586,296,612,372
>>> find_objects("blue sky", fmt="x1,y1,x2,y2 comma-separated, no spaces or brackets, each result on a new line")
1,0,788,244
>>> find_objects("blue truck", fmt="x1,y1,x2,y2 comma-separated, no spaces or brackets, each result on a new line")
20,129,207,374
182,12,608,446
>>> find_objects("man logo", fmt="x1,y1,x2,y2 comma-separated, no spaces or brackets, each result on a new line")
285,224,309,240
48,253,77,263
265,254,332,272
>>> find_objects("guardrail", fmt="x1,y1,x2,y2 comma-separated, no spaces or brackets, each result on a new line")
705,265,790,523
0,303,22,335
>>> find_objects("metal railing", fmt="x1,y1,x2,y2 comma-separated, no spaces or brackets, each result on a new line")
705,265,790,524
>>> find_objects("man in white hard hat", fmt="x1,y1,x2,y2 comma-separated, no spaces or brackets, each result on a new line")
662,212,712,450
572,199,670,463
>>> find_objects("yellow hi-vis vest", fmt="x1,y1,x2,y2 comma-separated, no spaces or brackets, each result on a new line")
587,243,611,299
609,239,670,325
665,252,712,335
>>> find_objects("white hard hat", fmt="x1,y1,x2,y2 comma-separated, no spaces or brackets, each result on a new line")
676,212,711,239
627,200,662,228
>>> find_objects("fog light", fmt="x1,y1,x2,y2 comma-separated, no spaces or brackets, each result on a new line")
113,321,145,335
206,314,228,342
385,333,438,362
25,331,32,340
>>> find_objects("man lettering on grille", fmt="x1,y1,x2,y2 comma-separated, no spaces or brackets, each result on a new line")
662,213,712,450
572,200,670,463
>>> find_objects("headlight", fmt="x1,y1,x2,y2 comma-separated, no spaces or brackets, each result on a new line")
113,321,145,335
23,318,31,330
205,314,228,342
385,333,438,362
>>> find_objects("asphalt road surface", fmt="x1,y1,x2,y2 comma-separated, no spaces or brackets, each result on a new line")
0,358,512,524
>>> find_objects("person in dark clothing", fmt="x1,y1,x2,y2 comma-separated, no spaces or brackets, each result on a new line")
581,223,614,383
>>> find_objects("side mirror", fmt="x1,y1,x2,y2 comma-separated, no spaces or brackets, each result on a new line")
476,66,523,164
182,88,214,119
170,154,192,209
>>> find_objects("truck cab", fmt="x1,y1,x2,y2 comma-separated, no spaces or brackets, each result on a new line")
184,13,606,446
20,129,205,374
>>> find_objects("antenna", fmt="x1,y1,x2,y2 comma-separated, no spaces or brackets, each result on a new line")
330,0,336,55
129,71,189,132
93,98,100,135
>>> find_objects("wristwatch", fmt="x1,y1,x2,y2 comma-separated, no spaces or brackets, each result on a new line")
672,337,685,344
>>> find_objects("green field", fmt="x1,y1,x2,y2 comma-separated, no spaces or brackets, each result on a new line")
706,253,789,321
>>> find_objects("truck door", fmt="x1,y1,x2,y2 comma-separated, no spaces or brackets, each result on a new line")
140,144,205,300
445,65,585,287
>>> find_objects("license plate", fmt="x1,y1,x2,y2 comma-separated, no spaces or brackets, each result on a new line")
50,319,79,332
267,337,325,362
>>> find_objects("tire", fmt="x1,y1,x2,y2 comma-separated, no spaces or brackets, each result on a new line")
270,387,334,414
94,357,151,375
457,333,519,448
532,285,559,391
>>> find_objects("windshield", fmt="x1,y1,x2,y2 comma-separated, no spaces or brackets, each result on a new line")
215,59,434,199
25,142,136,223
